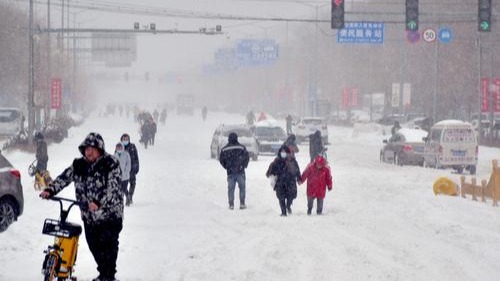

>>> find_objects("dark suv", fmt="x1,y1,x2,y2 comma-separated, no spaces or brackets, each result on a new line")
0,152,23,232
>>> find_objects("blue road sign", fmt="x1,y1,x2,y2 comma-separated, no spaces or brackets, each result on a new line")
337,22,384,44
438,27,452,43
236,39,279,66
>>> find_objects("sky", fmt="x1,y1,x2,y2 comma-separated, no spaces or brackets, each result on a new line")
1,110,500,281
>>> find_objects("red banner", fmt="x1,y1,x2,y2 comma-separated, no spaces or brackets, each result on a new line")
494,78,500,112
51,78,62,109
342,88,349,108
481,78,489,112
351,88,359,107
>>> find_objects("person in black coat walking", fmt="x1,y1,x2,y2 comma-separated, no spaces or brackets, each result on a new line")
219,132,250,210
309,130,324,162
34,131,48,172
120,133,140,206
266,145,301,216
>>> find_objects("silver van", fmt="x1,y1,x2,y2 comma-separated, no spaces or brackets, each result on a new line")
423,120,478,174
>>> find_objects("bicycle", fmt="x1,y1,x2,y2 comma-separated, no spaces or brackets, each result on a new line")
41,196,82,281
29,160,52,191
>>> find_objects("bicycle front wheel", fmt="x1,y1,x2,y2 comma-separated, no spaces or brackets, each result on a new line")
42,252,60,281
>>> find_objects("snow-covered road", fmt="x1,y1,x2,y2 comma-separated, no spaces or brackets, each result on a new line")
1,111,499,281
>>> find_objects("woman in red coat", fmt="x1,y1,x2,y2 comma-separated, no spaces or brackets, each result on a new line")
299,155,333,215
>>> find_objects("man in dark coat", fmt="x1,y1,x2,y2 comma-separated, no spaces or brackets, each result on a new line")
285,114,293,135
40,132,124,281
266,145,301,216
219,132,250,210
120,133,140,206
309,130,324,162
34,131,48,172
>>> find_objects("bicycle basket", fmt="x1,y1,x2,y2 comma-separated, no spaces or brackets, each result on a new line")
28,162,37,177
42,219,82,238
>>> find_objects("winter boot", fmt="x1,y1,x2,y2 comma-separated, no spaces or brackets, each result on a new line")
229,204,234,210
240,200,246,209
125,195,131,206
307,208,312,215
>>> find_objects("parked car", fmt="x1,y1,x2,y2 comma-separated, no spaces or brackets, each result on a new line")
293,117,329,144
0,152,23,232
253,120,287,155
380,128,428,166
0,108,23,137
210,124,259,161
423,120,477,174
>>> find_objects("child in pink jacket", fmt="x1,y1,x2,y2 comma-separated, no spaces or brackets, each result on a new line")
300,155,333,215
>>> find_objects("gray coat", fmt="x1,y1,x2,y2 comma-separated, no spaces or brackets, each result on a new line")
114,150,131,181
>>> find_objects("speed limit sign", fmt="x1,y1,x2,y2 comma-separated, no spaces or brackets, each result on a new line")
422,29,436,43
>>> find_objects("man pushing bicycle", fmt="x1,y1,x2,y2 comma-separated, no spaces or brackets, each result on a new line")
40,132,124,281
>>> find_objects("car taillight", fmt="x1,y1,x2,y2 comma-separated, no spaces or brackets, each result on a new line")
403,145,413,152
10,169,21,179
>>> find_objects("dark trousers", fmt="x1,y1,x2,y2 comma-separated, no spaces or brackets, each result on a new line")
307,197,324,214
278,198,293,215
84,219,123,279
36,161,47,172
120,180,129,198
128,173,137,199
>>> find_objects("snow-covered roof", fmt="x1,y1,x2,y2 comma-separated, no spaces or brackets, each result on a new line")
397,128,428,142
434,119,467,126
254,119,281,127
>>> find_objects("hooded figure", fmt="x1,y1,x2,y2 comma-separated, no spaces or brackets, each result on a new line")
309,130,324,162
266,145,301,216
283,134,299,158
40,132,124,281
219,132,250,209
300,155,333,215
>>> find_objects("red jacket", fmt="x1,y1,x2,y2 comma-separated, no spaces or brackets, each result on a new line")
300,156,333,199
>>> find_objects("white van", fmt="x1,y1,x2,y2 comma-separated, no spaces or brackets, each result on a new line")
423,120,478,174
0,108,23,137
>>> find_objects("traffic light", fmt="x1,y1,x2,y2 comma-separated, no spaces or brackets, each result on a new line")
478,0,492,32
405,0,418,31
331,0,345,29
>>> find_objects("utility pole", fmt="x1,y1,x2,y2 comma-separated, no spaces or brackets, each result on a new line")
28,0,35,139
46,0,51,123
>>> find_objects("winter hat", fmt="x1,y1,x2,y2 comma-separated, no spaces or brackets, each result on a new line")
78,132,105,155
228,132,238,144
278,145,291,155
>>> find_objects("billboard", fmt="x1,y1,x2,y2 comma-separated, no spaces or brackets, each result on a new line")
91,33,137,67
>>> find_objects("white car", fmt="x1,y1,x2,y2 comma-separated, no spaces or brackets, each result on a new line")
210,124,259,161
293,117,329,144
253,119,287,155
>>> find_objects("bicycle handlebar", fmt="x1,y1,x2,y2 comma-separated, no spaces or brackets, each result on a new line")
46,196,83,224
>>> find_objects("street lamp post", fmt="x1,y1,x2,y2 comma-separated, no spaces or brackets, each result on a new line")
28,0,35,139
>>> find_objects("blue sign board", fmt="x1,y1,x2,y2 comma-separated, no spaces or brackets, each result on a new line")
337,22,384,44
438,27,452,43
236,39,279,66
